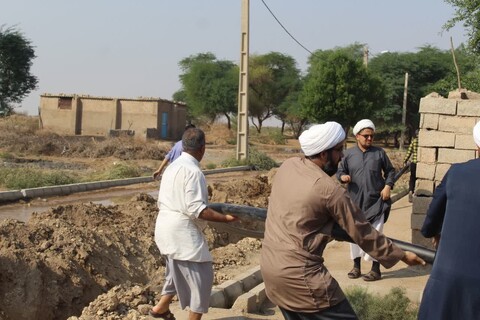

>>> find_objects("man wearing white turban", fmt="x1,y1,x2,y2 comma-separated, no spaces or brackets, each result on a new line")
336,119,396,282
418,121,480,320
261,121,425,319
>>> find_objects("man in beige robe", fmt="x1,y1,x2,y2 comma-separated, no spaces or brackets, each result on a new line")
260,121,425,319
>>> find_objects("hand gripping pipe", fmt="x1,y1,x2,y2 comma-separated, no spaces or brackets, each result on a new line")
209,202,435,265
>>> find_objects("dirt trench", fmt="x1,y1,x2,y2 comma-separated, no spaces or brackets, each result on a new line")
0,174,272,320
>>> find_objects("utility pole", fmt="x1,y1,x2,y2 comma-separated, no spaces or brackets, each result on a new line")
400,72,409,151
363,46,369,67
236,0,250,161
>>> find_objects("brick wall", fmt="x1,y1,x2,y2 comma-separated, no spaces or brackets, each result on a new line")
411,91,480,248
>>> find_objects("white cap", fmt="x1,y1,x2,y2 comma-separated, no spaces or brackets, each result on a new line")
353,119,375,135
299,122,345,156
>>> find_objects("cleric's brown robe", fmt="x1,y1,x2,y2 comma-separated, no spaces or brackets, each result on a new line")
260,157,404,312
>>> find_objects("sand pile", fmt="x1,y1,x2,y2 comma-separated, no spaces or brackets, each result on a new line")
0,175,271,320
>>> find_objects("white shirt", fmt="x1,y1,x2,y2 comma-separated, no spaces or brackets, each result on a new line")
154,152,211,262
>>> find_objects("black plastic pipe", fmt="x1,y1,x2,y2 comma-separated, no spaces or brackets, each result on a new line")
209,202,435,264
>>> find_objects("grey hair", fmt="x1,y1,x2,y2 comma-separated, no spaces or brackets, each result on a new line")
182,128,205,152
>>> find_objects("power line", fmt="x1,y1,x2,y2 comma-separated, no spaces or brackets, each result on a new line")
259,0,314,55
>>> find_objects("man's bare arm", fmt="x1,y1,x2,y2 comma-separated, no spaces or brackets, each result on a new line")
199,207,238,223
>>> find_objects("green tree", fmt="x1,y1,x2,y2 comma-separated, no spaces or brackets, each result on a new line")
276,89,309,138
0,26,38,115
249,52,301,133
369,46,464,141
428,44,480,93
172,89,187,103
178,53,238,128
300,47,385,134
443,0,480,53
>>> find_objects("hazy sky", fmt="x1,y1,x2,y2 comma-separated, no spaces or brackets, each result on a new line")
1,0,468,115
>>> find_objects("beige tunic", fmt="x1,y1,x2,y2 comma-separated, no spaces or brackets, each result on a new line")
260,157,404,312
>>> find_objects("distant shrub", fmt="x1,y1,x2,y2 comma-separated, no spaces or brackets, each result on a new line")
221,157,247,168
0,114,39,135
226,137,237,145
205,163,217,170
221,148,277,171
250,127,286,145
266,128,287,145
90,162,141,181
0,152,14,160
248,148,278,170
0,168,77,190
345,286,418,320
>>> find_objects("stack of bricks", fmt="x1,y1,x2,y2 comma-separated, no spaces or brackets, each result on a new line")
411,91,480,249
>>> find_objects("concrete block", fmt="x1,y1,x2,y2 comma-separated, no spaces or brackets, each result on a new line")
418,130,455,148
42,186,59,197
100,181,110,188
0,190,24,202
231,282,267,313
416,163,436,180
435,163,451,181
457,100,480,116
411,213,426,230
418,147,436,163
412,196,432,215
85,182,102,191
209,288,226,308
438,115,476,134
237,266,262,292
59,186,71,195
420,113,439,130
231,291,258,313
415,179,434,196
250,282,267,306
411,229,435,249
67,185,79,193
216,279,244,308
455,134,478,150
419,97,456,115
437,148,476,164
23,188,45,199
447,90,468,99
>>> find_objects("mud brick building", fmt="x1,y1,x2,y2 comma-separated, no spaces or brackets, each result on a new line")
39,93,187,141
411,90,480,248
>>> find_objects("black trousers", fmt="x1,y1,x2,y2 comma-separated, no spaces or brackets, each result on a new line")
409,162,417,192
279,299,359,320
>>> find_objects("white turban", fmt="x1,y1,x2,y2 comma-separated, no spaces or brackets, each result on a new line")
474,121,480,147
299,122,346,156
353,119,375,135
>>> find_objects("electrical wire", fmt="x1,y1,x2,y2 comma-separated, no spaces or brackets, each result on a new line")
259,0,314,55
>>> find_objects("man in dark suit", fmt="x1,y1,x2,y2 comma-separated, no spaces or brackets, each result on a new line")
418,121,480,320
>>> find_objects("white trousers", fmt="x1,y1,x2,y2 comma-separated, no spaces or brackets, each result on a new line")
350,214,385,262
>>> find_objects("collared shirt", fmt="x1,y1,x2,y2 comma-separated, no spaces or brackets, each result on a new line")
403,137,418,164
165,140,183,163
260,157,404,312
336,145,395,222
154,152,211,262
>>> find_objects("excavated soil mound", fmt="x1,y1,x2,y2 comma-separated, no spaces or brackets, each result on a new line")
0,175,271,320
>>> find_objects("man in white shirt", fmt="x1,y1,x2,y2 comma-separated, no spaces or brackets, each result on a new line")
150,128,237,320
